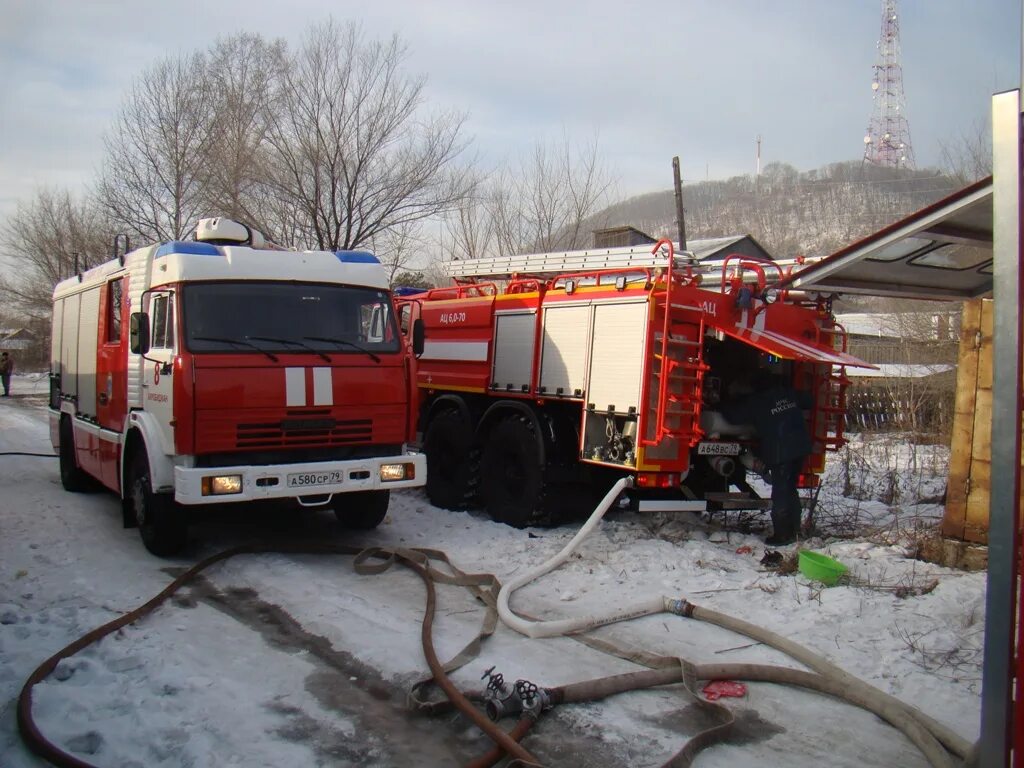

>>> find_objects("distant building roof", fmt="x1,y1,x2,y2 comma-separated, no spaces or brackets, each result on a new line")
836,312,957,341
592,227,774,262
848,363,954,379
687,235,773,262
1,328,37,341
592,226,655,248
0,328,38,349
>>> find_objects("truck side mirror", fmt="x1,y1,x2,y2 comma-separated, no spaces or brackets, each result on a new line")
130,312,150,355
412,318,425,357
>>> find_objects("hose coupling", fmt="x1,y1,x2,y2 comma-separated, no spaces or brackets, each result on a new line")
482,667,551,720
664,597,695,617
707,454,736,477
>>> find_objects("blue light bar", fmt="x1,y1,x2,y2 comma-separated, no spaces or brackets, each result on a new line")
155,241,222,257
335,250,380,264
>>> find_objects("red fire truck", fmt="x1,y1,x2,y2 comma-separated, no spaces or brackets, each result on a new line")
50,218,426,555
401,240,874,527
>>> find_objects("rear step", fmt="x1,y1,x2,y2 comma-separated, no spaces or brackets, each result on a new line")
704,492,773,510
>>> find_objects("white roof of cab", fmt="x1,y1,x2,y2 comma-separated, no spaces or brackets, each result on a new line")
53,241,388,299
148,243,388,290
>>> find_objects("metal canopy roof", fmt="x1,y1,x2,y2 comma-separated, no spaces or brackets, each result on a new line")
783,176,993,301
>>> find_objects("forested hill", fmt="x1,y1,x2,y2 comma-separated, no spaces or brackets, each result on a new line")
598,161,962,259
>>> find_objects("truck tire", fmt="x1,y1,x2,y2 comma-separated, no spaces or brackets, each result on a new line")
333,490,389,530
423,409,476,509
127,451,187,556
59,418,92,492
480,415,544,527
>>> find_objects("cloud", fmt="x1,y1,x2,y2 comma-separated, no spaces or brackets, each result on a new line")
0,0,1017,230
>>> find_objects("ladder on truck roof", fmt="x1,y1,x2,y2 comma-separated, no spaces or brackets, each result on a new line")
443,244,693,280
443,244,814,282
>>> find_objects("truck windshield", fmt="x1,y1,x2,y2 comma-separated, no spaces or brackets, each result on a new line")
182,282,400,356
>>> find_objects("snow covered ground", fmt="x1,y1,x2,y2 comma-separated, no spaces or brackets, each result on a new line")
0,378,985,767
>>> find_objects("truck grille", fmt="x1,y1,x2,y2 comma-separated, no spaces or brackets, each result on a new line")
236,417,373,449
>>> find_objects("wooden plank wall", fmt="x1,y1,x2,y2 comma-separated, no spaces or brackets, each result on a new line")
943,299,992,542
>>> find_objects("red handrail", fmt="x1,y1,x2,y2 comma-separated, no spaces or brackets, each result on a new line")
546,267,653,291
719,254,784,294
506,278,544,294
423,282,498,300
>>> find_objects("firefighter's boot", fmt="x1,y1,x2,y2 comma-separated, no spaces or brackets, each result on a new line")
764,512,796,546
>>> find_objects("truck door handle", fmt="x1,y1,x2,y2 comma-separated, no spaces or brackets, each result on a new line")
98,393,109,405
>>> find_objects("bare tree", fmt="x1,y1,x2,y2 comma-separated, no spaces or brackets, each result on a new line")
368,220,429,285
264,20,473,251
939,120,992,186
198,33,287,235
442,170,493,261
447,137,617,261
98,52,213,243
552,137,617,250
487,170,530,258
0,189,110,316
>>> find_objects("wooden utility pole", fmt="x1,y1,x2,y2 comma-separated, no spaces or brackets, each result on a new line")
672,156,687,251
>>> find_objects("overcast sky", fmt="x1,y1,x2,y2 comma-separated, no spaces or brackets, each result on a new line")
0,0,1018,228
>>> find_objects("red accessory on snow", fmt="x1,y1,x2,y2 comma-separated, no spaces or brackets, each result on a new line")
735,545,753,555
702,680,748,701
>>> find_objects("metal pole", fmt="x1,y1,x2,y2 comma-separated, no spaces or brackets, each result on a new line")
672,156,687,251
978,88,1023,768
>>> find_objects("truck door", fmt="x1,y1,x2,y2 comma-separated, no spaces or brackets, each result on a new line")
96,277,127,489
142,292,177,457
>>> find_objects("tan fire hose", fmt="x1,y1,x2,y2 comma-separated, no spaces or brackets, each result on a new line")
16,542,541,768
15,532,972,768
490,477,970,768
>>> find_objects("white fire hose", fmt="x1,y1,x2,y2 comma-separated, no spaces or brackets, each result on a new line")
496,477,672,637
494,474,972,767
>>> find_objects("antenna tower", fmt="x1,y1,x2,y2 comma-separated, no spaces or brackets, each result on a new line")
862,0,915,169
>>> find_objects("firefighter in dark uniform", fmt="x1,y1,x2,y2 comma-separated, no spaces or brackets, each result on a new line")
724,371,813,545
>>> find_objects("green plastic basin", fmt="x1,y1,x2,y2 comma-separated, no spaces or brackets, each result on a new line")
798,551,848,586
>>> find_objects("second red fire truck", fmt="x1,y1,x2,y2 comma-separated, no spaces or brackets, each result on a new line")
401,240,875,527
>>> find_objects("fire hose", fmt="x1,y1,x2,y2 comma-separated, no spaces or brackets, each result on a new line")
493,476,971,768
14,485,973,766
16,542,543,768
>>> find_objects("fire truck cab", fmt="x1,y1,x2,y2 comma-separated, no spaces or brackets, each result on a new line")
401,240,875,527
50,218,426,555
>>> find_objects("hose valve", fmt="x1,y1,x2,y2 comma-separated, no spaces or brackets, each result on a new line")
515,679,551,719
481,667,551,720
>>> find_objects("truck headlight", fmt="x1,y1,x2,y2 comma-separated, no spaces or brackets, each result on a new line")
201,475,243,495
379,463,414,482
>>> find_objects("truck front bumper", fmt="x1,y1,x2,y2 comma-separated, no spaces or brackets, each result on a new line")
173,452,426,505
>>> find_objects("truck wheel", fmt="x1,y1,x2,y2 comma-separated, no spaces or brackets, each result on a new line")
424,409,476,509
127,452,187,556
480,416,544,527
333,490,390,530
59,418,92,492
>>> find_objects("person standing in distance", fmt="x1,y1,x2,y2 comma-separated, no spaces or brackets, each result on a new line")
0,352,13,397
723,370,813,546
